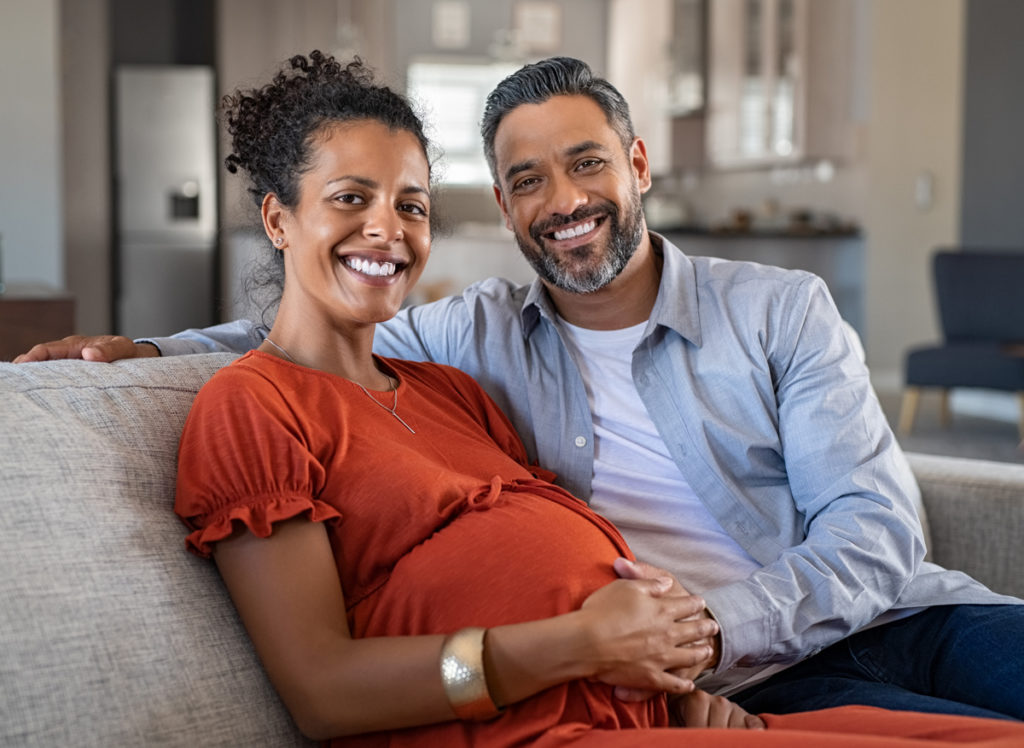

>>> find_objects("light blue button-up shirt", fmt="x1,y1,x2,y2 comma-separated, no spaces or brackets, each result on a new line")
150,233,1014,692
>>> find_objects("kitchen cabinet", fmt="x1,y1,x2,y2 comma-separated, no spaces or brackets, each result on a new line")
608,0,709,175
707,0,856,168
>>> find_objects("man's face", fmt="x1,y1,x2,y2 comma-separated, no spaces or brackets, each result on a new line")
491,95,650,294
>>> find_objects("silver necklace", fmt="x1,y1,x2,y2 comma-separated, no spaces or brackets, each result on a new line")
263,337,416,434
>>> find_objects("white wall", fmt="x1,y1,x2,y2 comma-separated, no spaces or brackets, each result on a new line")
863,0,965,386
0,0,63,288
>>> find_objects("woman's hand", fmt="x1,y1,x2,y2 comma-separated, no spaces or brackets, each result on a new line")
672,689,766,729
609,558,720,703
575,572,718,696
14,334,157,363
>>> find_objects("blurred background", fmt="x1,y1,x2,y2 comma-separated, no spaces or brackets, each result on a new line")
1,0,1022,455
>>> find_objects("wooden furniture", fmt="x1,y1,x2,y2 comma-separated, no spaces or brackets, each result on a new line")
0,286,76,361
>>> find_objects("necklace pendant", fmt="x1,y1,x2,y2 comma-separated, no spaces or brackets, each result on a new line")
355,381,415,434
390,413,416,435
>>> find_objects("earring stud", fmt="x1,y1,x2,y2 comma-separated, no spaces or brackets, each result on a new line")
274,237,283,246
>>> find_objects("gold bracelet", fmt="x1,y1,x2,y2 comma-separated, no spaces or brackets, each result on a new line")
439,627,502,721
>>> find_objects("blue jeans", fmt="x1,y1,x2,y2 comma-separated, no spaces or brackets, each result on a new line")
733,604,1024,721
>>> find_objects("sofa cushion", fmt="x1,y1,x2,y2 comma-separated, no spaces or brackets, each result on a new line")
0,355,312,747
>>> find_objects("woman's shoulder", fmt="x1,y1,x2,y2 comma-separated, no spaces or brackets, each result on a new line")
191,351,314,421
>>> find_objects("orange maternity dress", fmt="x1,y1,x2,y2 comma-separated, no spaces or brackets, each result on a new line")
175,351,1024,748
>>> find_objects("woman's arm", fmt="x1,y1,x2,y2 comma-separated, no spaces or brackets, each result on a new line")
214,516,717,740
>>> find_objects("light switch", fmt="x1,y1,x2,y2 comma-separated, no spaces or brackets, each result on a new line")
915,171,935,211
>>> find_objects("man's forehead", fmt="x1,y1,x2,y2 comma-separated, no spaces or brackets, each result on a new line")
493,95,620,164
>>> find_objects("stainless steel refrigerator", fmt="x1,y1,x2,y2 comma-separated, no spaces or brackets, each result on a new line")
114,65,217,339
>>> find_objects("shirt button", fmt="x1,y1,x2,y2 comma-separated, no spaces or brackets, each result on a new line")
574,435,587,448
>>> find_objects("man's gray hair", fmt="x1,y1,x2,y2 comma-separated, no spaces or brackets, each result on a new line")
480,56,636,184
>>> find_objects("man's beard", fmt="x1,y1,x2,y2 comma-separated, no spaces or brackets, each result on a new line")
513,185,645,294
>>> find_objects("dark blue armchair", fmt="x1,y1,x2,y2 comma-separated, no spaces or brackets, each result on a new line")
899,249,1024,439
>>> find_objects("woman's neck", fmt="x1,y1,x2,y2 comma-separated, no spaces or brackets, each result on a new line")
259,310,391,390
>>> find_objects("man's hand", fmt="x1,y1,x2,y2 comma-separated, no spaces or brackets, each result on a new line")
14,335,159,363
673,689,765,729
611,558,720,702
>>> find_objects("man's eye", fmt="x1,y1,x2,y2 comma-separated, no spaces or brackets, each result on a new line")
576,158,602,171
513,176,540,192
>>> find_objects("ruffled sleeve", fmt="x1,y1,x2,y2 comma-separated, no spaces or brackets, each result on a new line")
174,360,341,558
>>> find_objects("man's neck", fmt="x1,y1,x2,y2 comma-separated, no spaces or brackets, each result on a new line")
547,232,663,330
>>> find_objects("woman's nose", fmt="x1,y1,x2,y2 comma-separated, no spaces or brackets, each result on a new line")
363,205,403,241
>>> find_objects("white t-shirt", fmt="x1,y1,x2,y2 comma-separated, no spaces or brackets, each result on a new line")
557,318,762,595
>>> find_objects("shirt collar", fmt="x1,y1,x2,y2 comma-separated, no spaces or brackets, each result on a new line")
648,232,703,347
519,231,703,346
520,276,558,338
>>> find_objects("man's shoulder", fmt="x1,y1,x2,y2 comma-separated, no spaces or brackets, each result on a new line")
682,253,826,310
687,253,819,288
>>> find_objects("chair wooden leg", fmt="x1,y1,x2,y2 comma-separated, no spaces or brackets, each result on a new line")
938,389,952,429
1018,392,1024,443
898,388,921,436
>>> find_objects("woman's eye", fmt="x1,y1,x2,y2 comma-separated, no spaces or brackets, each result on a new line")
400,202,427,216
335,193,364,205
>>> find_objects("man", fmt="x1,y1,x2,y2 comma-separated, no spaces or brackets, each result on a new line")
18,57,1023,720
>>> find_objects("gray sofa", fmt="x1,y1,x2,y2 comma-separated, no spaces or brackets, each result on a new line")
2,355,1023,747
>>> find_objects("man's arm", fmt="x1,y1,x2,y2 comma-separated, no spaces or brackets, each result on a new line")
140,319,267,356
14,319,266,362
701,276,925,673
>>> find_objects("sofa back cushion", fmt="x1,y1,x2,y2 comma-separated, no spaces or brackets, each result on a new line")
0,355,312,747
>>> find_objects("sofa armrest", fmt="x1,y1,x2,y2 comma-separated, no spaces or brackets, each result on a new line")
906,451,1024,599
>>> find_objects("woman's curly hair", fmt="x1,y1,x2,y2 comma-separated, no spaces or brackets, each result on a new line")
223,50,432,209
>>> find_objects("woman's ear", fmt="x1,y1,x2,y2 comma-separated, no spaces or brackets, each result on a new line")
261,193,288,248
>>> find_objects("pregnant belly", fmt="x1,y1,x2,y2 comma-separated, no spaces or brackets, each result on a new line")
350,488,629,638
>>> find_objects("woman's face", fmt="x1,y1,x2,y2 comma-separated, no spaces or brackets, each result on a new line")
272,120,431,330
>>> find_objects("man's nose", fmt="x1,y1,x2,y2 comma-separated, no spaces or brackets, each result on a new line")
546,172,588,217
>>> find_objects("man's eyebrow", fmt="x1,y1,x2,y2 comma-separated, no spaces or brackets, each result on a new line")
565,140,608,158
503,140,611,184
504,159,538,184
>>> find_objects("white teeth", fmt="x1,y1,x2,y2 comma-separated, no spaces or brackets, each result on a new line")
345,257,398,276
553,220,597,241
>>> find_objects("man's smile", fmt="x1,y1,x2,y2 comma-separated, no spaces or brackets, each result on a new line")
551,219,599,242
